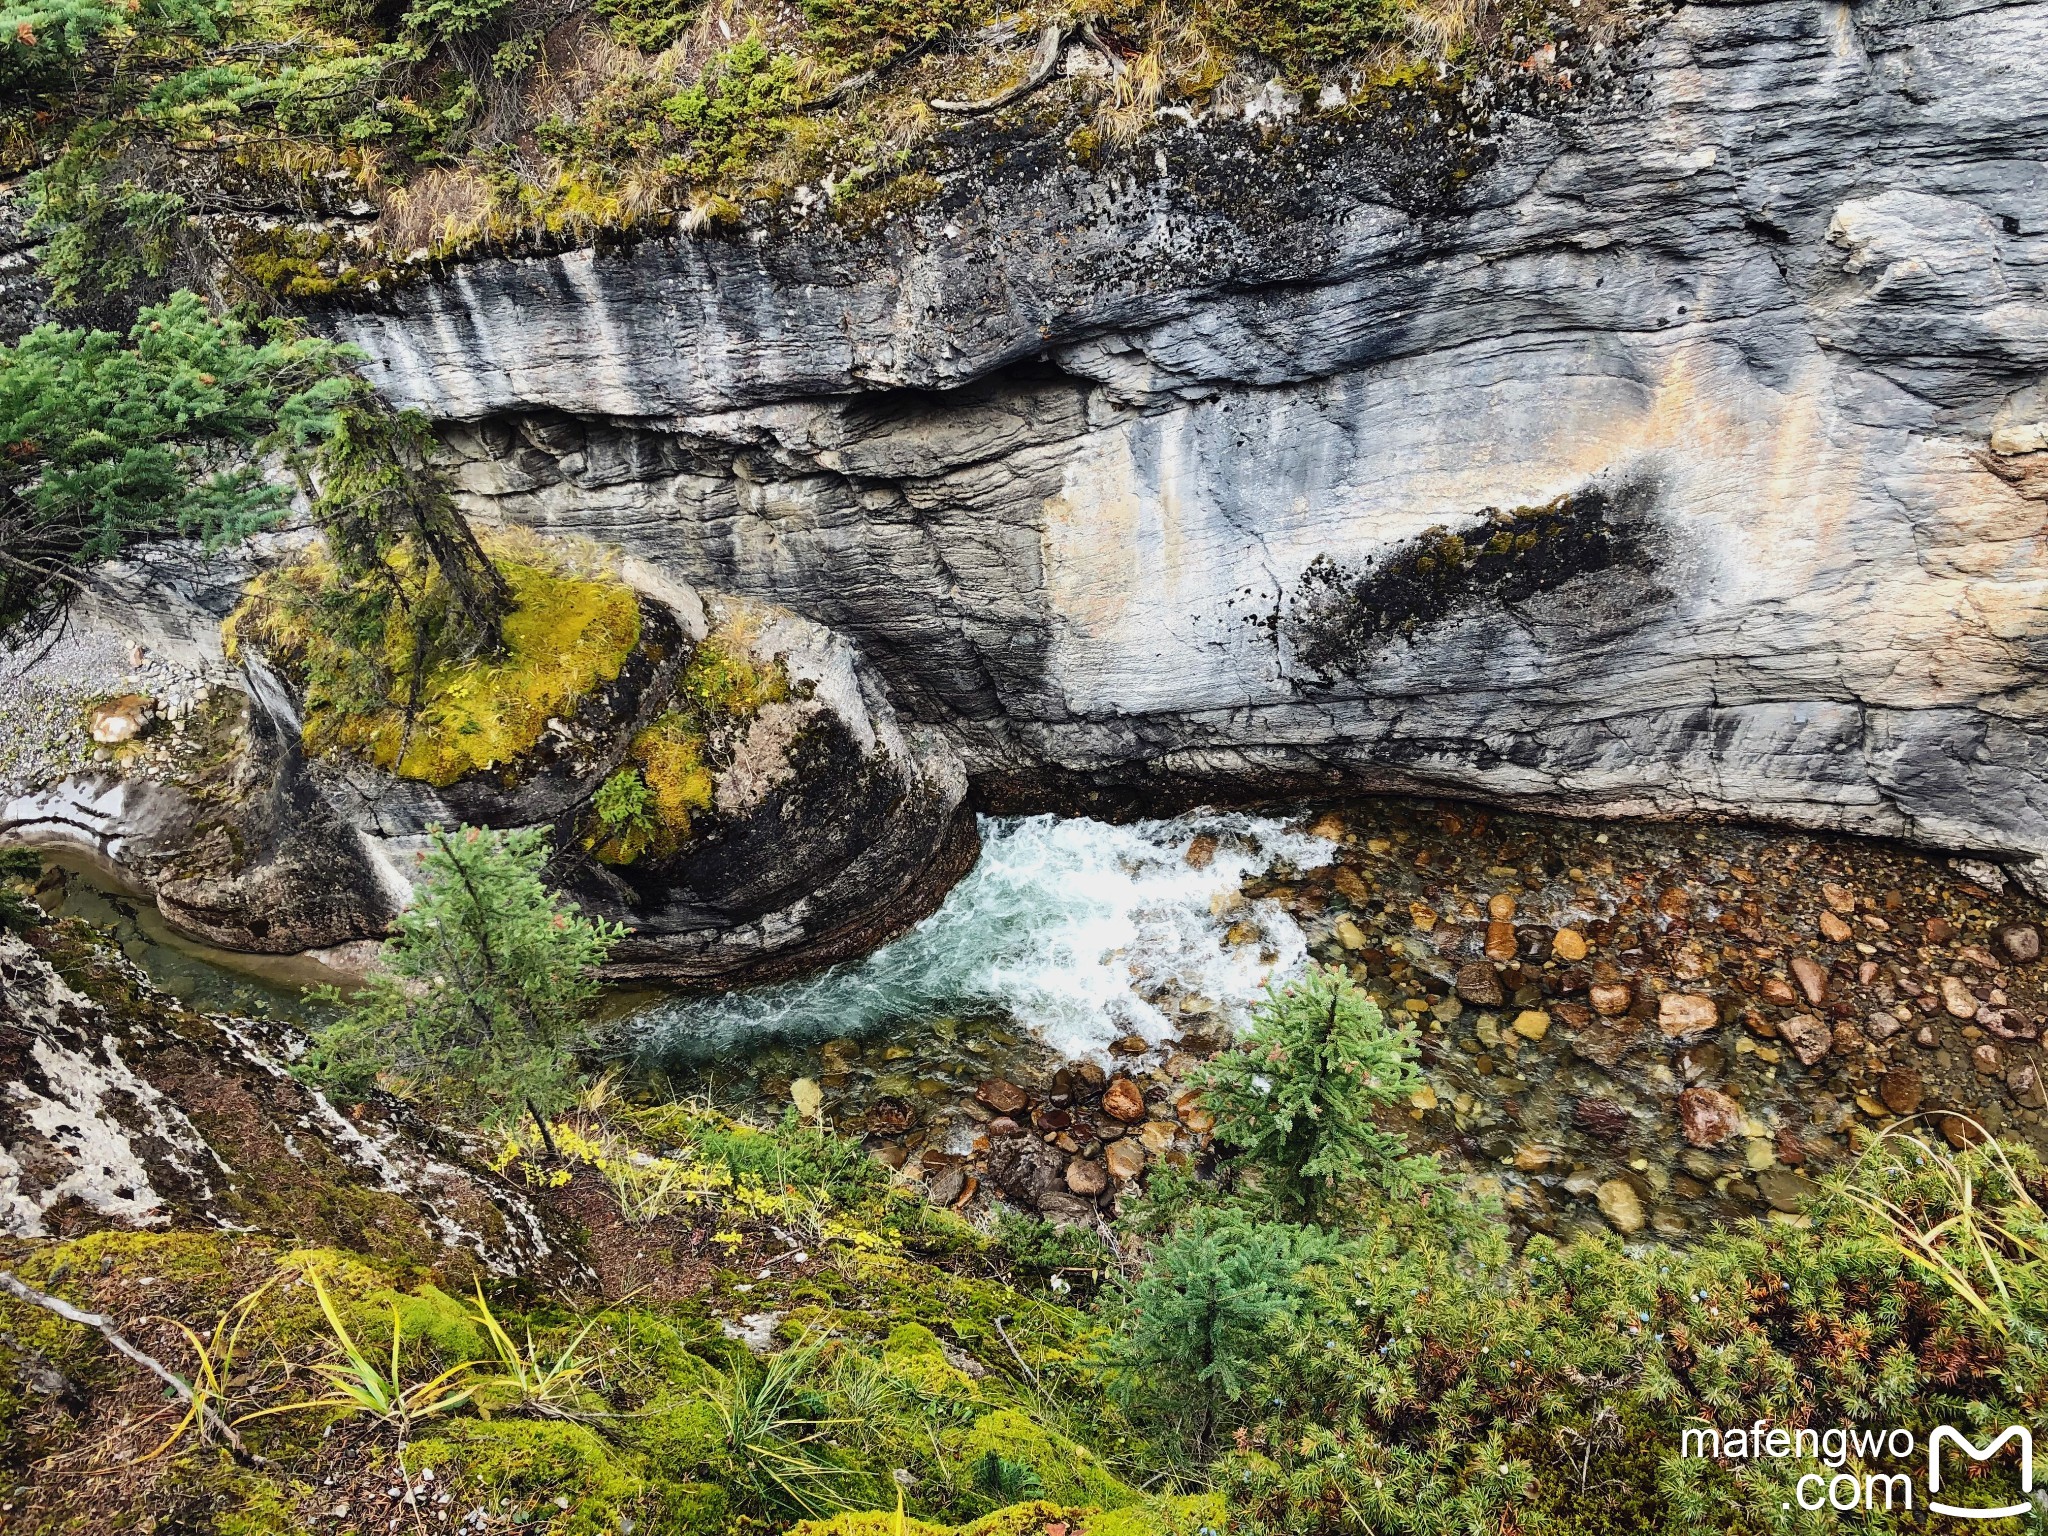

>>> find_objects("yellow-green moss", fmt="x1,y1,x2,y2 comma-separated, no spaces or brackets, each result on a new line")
879,1322,982,1399
950,1409,1142,1511
589,629,788,863
229,536,641,788
787,1501,1103,1536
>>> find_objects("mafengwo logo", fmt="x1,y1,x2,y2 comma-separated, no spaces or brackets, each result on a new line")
1677,1421,2036,1516
1929,1426,2032,1521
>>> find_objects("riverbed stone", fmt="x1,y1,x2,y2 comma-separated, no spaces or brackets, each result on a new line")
1777,1014,1833,1066
976,1078,1031,1115
1552,929,1588,962
1590,982,1632,1017
1510,1009,1550,1041
1455,961,1505,1007
1819,911,1853,942
1878,1069,1923,1115
1822,883,1857,915
1101,1077,1146,1123
1944,976,1983,1018
2009,1063,2048,1110
1999,924,2041,964
1105,1139,1146,1182
1755,1168,1817,1214
1065,1158,1108,1197
87,693,156,745
1791,956,1828,1005
1595,1179,1646,1235
1659,993,1719,1039
1678,1087,1742,1147
1138,1121,1177,1155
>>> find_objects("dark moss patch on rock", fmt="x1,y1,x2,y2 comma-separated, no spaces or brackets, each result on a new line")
1283,481,1655,682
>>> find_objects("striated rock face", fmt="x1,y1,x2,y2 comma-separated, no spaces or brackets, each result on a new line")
0,925,567,1276
332,0,2048,886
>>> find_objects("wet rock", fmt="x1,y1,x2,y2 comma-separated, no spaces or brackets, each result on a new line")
986,1116,1022,1137
1553,928,1588,962
975,1078,1031,1115
1942,976,1982,1019
1778,1014,1832,1066
1488,892,1518,922
1675,1043,1724,1083
1101,1077,1147,1123
1110,1034,1149,1055
1517,926,1554,962
1973,1043,2005,1076
1755,1168,1817,1214
1485,921,1518,962
1510,1009,1550,1041
1334,917,1369,949
1574,1097,1633,1142
1595,1179,1646,1235
1032,1104,1073,1133
1590,982,1632,1017
2008,1063,2048,1110
927,1167,968,1207
1455,961,1505,1007
1065,1158,1109,1197
1878,1069,1923,1115
1761,978,1799,1006
1659,993,1719,1039
1999,923,2041,964
1819,911,1853,942
88,693,156,745
1791,956,1828,1005
1927,917,1957,945
1822,883,1857,916
1513,1144,1557,1172
1185,833,1217,869
1939,1114,1989,1150
1572,1016,1643,1070
1105,1139,1146,1182
1138,1121,1177,1155
1865,1011,1904,1043
1678,1087,1742,1147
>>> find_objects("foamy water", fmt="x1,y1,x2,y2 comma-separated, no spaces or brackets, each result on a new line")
632,810,1338,1064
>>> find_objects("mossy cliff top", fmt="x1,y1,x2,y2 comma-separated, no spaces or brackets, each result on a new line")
5,0,1634,314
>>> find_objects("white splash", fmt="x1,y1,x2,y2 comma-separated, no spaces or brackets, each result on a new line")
634,809,1337,1063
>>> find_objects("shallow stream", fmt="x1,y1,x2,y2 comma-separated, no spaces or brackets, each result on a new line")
41,798,2048,1242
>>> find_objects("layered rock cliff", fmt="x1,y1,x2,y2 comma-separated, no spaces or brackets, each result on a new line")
329,0,2048,887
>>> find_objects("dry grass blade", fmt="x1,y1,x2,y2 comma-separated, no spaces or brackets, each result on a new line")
1842,1118,2048,1336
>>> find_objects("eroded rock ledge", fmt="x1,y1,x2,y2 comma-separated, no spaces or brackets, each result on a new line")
332,0,2048,889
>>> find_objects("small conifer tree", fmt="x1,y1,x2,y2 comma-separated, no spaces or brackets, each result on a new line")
1109,1212,1333,1457
301,825,619,1129
1193,963,1437,1219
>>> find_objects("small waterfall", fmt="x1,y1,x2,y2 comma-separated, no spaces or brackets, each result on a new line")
632,809,1338,1065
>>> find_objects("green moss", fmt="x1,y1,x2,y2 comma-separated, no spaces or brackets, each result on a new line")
880,1323,982,1399
409,1418,657,1535
1089,1494,1228,1536
950,1409,1141,1510
230,534,641,788
590,629,788,862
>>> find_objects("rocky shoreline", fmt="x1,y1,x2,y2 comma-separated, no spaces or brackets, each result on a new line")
649,797,2048,1244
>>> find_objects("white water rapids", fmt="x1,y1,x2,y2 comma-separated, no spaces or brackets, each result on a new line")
632,810,1338,1063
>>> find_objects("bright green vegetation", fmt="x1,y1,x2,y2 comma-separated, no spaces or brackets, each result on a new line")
7,950,2048,1533
0,293,351,638
229,525,640,785
590,629,789,863
298,823,620,1125
1192,963,1439,1217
